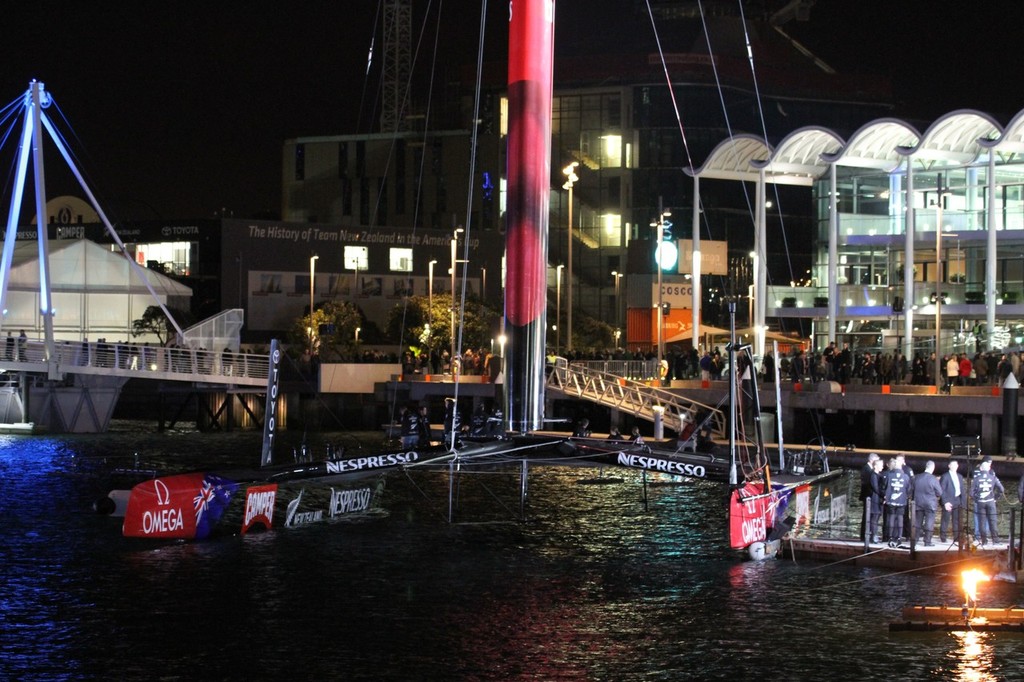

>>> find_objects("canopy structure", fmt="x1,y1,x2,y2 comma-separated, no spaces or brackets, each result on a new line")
2,239,191,341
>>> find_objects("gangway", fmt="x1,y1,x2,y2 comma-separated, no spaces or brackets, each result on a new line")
0,337,268,387
545,357,726,439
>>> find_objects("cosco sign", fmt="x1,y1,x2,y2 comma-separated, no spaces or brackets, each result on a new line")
661,285,693,297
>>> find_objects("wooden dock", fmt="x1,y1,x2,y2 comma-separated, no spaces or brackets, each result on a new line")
782,536,1010,575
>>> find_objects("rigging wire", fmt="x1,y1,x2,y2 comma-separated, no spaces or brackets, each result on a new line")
450,0,489,451
736,0,796,289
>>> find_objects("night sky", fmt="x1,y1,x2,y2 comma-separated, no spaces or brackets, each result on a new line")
0,1,1018,222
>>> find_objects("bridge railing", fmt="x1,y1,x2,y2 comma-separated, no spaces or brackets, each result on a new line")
546,357,726,439
0,337,270,385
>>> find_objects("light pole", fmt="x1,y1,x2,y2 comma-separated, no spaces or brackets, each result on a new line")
355,326,361,344
556,264,564,353
563,162,579,352
652,201,673,372
428,259,437,331
309,254,319,358
612,270,623,340
450,226,464,370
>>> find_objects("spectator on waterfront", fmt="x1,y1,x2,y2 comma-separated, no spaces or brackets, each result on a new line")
974,353,988,385
945,354,960,392
912,461,943,547
762,351,775,383
959,354,973,387
17,330,26,360
972,458,1005,545
940,460,966,544
882,457,910,542
4,331,12,360
859,452,880,540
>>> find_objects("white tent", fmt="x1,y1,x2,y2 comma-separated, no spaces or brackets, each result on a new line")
1,239,191,342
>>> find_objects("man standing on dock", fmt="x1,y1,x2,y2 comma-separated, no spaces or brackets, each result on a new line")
912,461,943,547
939,460,966,544
972,458,1005,545
859,453,880,540
882,458,910,542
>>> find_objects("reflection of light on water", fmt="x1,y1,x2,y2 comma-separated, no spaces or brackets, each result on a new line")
948,630,997,682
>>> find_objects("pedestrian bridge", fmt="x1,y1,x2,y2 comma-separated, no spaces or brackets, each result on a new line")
0,336,270,387
545,357,727,440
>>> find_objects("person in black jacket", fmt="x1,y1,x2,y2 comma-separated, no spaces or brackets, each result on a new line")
912,461,943,546
939,460,966,543
883,458,910,542
868,458,885,543
972,458,1005,545
859,453,880,540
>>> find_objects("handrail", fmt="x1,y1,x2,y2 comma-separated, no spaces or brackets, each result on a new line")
0,337,269,387
545,357,726,439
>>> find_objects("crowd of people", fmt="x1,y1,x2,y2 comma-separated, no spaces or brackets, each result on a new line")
859,452,1017,547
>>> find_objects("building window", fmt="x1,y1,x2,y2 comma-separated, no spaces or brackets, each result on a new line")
294,144,305,181
389,247,413,272
344,245,369,271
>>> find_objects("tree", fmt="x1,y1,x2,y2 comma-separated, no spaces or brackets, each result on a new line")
290,299,362,360
385,294,501,353
131,305,193,345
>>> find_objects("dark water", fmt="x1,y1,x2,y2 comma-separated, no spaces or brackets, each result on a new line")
1,424,1021,681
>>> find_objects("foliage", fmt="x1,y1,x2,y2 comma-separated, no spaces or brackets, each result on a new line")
566,313,616,351
130,305,193,345
290,299,363,360
385,294,502,352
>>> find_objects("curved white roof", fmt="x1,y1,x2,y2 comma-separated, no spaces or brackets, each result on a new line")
750,126,844,186
980,108,1024,154
896,110,1002,166
822,119,920,171
686,134,770,182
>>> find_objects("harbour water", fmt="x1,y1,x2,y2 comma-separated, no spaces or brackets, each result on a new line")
1,423,1020,680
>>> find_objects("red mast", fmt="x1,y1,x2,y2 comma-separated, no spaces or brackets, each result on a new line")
504,0,554,433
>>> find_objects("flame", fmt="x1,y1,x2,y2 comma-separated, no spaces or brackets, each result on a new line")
961,568,989,603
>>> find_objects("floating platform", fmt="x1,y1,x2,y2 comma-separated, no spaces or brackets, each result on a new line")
0,421,35,434
891,605,1024,632
783,536,1009,575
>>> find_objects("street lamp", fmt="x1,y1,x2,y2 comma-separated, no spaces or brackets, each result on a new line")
451,227,464,371
556,264,564,353
309,255,319,357
428,259,437,330
612,270,623,339
563,162,579,352
355,326,361,344
652,202,673,371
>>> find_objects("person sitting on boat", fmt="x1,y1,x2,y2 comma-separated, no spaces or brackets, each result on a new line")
972,458,1005,545
912,460,943,547
417,405,432,448
470,403,488,436
939,460,966,544
882,458,910,543
606,427,626,441
572,418,592,438
631,427,644,445
400,402,421,450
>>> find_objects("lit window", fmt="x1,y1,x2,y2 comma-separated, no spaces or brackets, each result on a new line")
389,247,413,272
344,246,368,270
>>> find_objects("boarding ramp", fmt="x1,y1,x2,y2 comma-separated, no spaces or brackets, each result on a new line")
0,337,269,387
546,357,726,439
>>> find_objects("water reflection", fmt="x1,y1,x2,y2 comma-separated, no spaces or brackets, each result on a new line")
947,630,997,681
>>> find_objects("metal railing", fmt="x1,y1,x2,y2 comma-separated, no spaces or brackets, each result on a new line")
546,357,726,438
0,337,270,387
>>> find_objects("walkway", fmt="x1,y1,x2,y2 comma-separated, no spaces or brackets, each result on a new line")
0,336,269,388
545,357,726,439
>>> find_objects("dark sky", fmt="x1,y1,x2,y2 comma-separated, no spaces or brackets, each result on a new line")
0,1,1018,222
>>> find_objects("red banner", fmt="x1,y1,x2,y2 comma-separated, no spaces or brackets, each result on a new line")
242,484,278,534
728,482,773,549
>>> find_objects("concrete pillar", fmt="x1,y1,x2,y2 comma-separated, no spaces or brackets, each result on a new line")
981,413,999,457
873,410,891,447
